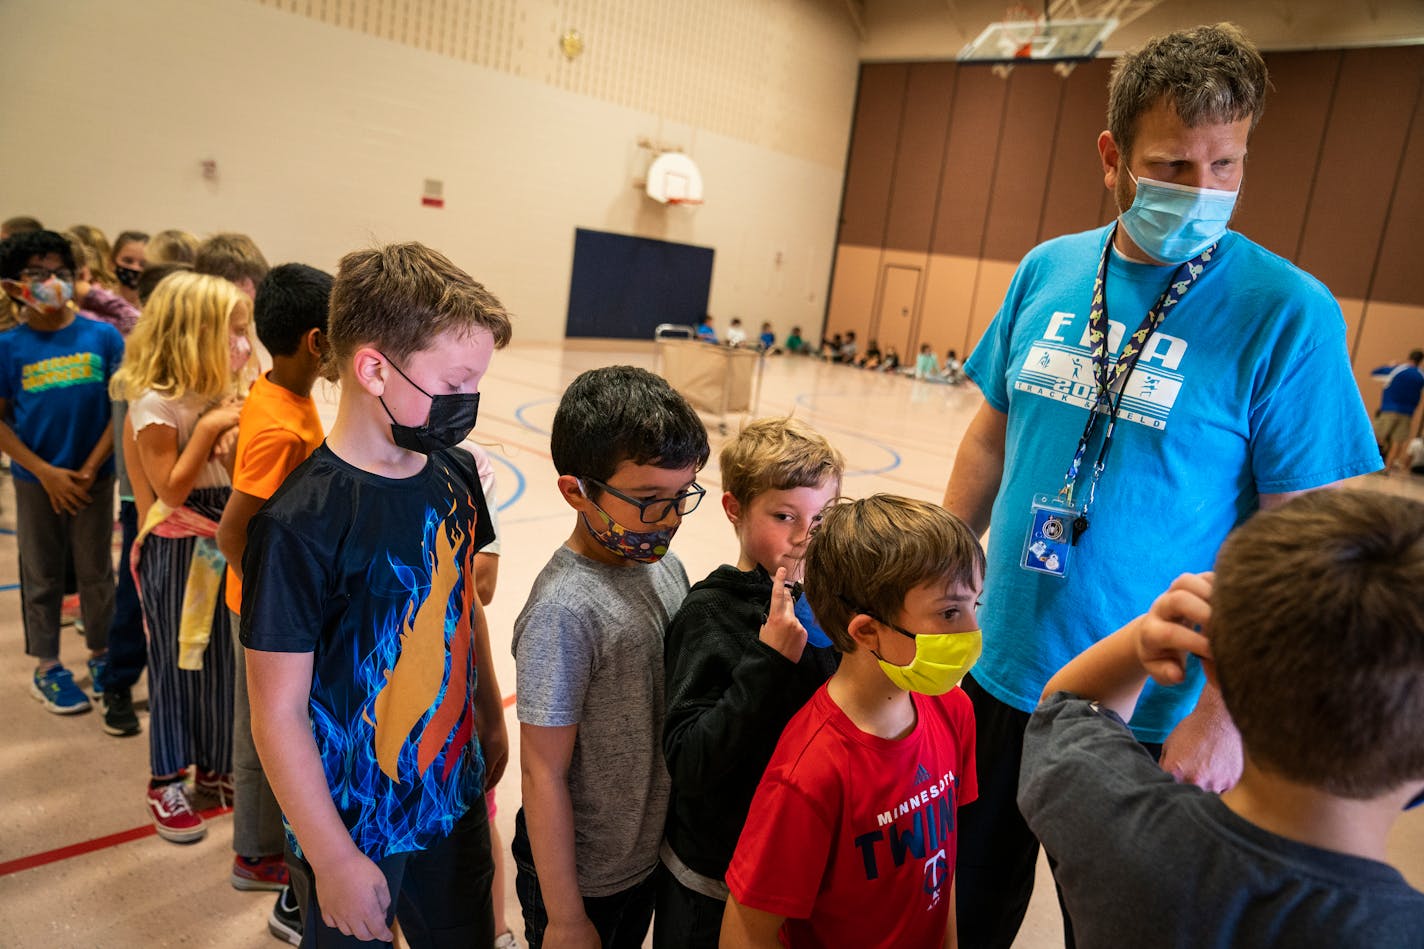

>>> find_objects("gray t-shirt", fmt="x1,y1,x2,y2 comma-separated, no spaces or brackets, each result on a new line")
1019,692,1424,949
513,544,688,897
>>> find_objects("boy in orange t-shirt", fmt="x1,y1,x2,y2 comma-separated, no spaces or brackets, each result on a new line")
215,262,332,944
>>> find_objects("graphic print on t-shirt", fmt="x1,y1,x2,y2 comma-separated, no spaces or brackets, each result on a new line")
852,766,960,911
22,352,106,392
369,487,481,784
1014,309,1188,431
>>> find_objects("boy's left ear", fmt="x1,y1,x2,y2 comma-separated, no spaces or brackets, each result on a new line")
305,327,326,358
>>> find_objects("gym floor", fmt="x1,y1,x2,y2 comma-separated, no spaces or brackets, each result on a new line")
2,340,1420,947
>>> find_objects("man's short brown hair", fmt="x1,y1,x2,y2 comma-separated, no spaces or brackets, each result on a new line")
1108,22,1269,160
195,232,269,285
720,417,844,506
1212,490,1424,798
327,242,512,377
805,495,984,653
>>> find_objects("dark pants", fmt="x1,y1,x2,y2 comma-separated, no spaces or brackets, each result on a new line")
15,476,114,661
652,868,724,949
511,808,657,949
288,804,495,949
107,500,146,690
955,674,1163,949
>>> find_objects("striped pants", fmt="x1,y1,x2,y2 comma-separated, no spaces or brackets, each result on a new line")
139,487,234,778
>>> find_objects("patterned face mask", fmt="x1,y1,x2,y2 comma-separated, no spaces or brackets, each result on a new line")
14,275,74,315
577,481,678,564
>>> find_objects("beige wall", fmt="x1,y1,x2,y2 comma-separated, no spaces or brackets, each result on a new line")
1,0,860,343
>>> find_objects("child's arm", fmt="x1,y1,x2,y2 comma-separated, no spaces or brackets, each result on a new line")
217,490,267,580
944,881,957,949
474,552,498,606
122,414,156,526
76,417,114,489
248,648,395,943
719,895,786,948
1041,572,1214,722
0,403,93,514
520,722,601,949
470,597,508,790
664,570,806,788
135,402,242,509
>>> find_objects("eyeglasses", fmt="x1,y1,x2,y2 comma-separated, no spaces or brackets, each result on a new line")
19,267,74,283
581,476,705,524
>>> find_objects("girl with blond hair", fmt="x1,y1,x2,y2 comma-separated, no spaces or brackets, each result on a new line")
111,271,253,843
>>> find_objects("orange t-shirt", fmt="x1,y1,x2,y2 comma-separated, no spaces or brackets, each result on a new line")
224,373,325,614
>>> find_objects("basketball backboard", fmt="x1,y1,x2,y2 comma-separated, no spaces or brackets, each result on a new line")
959,16,1117,64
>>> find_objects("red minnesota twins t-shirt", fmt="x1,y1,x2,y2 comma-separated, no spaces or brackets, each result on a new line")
727,684,977,948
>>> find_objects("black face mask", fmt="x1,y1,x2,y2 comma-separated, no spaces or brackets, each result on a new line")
114,265,142,289
378,355,480,454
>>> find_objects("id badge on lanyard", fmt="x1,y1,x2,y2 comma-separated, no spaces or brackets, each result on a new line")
1019,227,1215,579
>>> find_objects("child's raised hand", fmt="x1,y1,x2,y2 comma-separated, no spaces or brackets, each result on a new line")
760,566,808,663
1136,572,1214,686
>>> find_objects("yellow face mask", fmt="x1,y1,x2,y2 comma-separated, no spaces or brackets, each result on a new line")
872,624,982,696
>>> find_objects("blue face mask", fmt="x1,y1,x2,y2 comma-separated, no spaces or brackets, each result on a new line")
1119,169,1239,264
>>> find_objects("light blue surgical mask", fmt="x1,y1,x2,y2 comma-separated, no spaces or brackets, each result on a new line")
1119,169,1239,264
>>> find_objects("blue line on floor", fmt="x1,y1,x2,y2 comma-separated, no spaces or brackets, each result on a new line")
513,398,556,436
0,527,14,535
0,583,18,592
487,453,526,511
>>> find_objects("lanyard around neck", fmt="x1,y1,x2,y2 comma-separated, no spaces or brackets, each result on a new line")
1057,226,1217,516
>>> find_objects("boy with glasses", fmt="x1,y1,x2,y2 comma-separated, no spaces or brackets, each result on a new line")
512,365,709,948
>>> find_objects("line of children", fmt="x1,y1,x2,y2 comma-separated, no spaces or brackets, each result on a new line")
512,365,709,949
244,243,512,946
659,417,843,948
215,262,333,943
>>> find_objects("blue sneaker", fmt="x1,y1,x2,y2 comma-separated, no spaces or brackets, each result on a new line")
87,655,109,700
31,666,92,714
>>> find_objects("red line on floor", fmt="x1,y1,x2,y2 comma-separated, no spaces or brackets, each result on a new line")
0,805,232,878
0,696,519,877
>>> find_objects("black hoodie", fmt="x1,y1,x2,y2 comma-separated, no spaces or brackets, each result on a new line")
662,564,839,881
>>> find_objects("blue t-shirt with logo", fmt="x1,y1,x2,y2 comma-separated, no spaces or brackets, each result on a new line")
0,316,123,482
964,226,1380,742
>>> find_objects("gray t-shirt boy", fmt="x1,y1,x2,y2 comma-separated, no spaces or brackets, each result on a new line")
1019,692,1424,948
514,544,689,897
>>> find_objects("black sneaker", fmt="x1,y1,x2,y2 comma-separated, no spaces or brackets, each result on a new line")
102,687,141,737
268,886,302,946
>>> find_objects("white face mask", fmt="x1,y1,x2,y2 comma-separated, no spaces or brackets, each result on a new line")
1119,169,1239,264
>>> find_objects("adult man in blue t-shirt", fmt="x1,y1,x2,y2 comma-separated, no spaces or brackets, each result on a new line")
1372,349,1424,471
942,23,1381,949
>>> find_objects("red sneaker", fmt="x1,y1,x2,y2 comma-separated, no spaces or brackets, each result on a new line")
193,769,235,809
231,854,291,891
147,783,207,843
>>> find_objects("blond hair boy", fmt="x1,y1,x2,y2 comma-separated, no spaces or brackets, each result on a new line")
659,417,844,948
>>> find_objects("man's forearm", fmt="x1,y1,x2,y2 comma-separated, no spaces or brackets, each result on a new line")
942,404,1007,537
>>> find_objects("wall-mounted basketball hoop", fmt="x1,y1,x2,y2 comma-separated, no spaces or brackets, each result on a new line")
959,14,1117,74
645,152,704,207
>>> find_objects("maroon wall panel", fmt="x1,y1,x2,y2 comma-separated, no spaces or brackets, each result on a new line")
1231,50,1341,261
1369,69,1424,306
982,66,1067,261
930,66,1009,257
883,63,957,253
838,64,908,247
1038,58,1114,243
1297,46,1424,299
